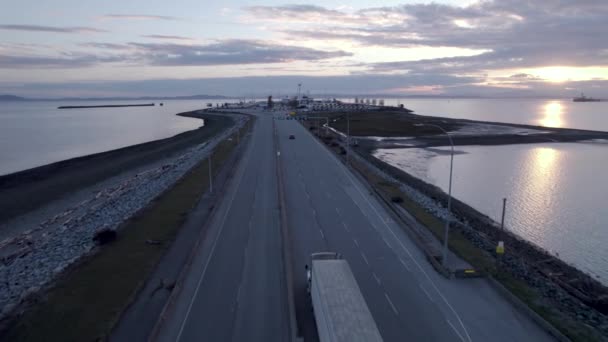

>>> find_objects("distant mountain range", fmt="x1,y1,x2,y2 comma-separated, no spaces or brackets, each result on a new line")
0,94,232,101
1,93,577,101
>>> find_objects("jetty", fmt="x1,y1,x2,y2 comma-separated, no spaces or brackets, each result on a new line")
58,103,155,109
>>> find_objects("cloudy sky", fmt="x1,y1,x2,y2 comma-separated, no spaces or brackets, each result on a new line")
1,0,607,97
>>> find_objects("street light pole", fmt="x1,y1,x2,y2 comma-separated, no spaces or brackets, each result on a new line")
208,154,213,193
346,112,350,165
416,123,454,268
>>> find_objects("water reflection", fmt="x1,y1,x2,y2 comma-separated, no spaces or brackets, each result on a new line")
511,146,561,244
540,102,564,127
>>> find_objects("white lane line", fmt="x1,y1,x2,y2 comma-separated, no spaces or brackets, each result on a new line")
175,132,253,342
353,238,359,247
308,119,474,340
319,229,325,239
326,191,332,199
306,192,310,200
372,272,381,285
335,160,472,342
335,207,341,216
361,252,369,265
385,293,399,315
312,208,317,217
342,222,350,232
419,283,434,302
447,319,467,342
236,283,243,304
382,236,390,247
399,257,411,272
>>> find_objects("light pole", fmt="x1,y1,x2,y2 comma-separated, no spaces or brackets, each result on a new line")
346,112,350,164
415,123,454,268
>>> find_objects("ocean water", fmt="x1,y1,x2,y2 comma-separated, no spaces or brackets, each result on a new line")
344,98,608,132
374,142,608,283
0,99,232,175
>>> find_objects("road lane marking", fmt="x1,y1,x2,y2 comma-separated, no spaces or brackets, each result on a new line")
419,283,434,302
335,207,341,216
312,208,316,217
399,258,411,272
382,236,390,247
385,293,399,315
361,252,369,265
353,238,359,247
342,222,350,232
175,126,254,342
334,159,473,342
236,283,243,304
307,118,473,341
372,272,381,285
447,319,467,342
319,229,325,239
326,191,332,199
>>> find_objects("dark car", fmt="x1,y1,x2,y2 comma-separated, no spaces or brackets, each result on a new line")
289,135,295,140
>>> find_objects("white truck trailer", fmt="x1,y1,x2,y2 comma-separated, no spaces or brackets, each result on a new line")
307,252,384,342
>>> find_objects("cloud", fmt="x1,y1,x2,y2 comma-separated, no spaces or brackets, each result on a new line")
0,73,483,98
0,54,118,68
0,24,106,34
0,40,351,69
129,40,351,66
100,14,179,21
249,1,608,75
7,74,608,99
245,4,348,21
141,34,192,41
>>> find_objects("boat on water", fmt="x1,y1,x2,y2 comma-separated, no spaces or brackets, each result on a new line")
573,93,602,102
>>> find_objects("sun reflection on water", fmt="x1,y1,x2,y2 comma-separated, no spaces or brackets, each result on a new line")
512,146,561,243
540,102,564,128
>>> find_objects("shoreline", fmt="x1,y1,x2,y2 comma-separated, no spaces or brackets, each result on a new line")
0,110,244,326
0,110,222,224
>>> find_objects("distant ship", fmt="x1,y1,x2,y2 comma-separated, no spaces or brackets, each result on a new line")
573,93,602,102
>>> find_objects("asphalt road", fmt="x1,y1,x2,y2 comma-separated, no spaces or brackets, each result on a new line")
156,113,289,342
156,109,554,342
274,112,555,342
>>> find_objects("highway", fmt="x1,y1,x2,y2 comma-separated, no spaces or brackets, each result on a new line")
274,112,554,342
156,113,289,341
156,109,554,342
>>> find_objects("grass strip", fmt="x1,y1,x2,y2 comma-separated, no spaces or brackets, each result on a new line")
3,119,253,342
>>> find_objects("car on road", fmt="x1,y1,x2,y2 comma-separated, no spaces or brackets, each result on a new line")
289,135,295,140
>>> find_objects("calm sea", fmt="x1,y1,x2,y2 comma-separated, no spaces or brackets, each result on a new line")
368,98,608,283
0,99,232,175
346,97,608,132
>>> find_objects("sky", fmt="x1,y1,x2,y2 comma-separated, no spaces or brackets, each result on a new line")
1,0,607,98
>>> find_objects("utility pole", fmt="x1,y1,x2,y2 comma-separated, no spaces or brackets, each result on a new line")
208,154,213,193
500,198,507,231
346,112,350,165
414,123,453,268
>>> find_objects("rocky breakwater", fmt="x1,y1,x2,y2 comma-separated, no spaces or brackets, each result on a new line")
0,114,246,319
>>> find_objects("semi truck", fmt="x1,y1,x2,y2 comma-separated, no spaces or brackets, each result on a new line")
307,252,384,342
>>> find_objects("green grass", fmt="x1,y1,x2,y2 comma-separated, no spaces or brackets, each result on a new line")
319,110,462,137
3,120,253,342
